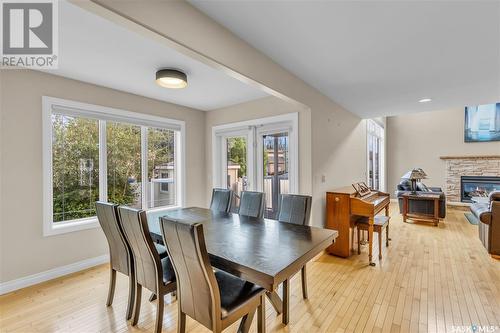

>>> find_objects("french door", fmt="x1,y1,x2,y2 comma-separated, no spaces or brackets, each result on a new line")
213,115,298,218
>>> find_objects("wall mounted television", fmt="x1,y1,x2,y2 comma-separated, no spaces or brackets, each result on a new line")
464,103,500,142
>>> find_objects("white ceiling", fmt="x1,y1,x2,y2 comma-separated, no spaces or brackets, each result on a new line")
190,1,500,118
42,1,267,111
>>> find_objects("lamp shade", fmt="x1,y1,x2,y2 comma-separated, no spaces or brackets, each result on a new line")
401,168,428,180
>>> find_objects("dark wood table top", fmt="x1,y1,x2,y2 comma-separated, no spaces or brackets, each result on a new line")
147,207,338,291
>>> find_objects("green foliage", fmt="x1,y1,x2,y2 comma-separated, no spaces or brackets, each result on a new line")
227,137,246,177
52,115,99,222
106,122,141,207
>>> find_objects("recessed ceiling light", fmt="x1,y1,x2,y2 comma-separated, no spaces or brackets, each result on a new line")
419,98,432,103
155,69,187,89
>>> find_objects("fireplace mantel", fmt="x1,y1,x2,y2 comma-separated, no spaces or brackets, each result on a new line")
440,155,500,160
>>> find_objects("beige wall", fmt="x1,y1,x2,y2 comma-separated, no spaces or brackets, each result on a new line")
0,70,206,282
89,0,368,227
387,108,500,197
204,96,312,202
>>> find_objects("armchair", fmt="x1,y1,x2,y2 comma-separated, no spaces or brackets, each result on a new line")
471,191,500,258
396,180,446,219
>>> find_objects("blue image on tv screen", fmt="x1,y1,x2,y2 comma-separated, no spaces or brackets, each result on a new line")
464,103,500,142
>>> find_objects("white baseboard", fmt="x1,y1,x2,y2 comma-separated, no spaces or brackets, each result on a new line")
0,254,109,295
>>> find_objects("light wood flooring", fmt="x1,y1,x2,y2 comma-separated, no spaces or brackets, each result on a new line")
1,204,499,333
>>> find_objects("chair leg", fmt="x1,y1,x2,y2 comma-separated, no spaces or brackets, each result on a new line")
238,310,255,333
386,225,389,247
177,310,186,333
378,231,382,260
301,265,308,299
126,274,135,320
154,295,164,333
106,269,116,306
357,228,361,255
149,293,157,302
258,294,266,333
131,283,142,326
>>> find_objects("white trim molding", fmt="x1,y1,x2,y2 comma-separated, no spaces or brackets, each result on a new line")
0,254,109,295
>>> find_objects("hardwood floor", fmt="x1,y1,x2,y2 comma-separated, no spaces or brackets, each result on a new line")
1,204,499,333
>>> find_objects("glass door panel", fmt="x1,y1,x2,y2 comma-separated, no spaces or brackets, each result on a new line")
262,132,289,219
226,137,248,211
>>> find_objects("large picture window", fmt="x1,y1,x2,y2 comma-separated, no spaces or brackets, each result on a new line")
43,97,185,236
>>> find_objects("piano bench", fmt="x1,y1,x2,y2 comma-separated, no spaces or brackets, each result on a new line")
355,216,390,260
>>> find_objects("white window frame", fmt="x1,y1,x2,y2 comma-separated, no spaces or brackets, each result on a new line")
211,113,299,194
42,96,185,236
366,119,385,191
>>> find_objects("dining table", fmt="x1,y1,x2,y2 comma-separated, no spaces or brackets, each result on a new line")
147,207,338,325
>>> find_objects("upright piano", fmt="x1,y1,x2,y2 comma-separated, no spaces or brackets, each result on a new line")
325,186,390,264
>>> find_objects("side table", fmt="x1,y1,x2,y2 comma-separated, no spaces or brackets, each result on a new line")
401,193,442,226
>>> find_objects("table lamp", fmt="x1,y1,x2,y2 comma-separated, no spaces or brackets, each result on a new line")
402,168,427,193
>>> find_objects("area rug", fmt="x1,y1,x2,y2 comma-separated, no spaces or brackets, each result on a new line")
464,212,479,225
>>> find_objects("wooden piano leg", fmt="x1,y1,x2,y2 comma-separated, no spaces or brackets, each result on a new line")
368,217,375,266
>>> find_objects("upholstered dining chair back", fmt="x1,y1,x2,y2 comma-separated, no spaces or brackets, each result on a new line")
96,202,131,275
210,188,233,213
277,194,312,226
238,191,265,218
118,206,161,294
160,217,220,330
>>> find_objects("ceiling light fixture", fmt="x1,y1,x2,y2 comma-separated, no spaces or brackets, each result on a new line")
419,98,432,103
155,69,188,89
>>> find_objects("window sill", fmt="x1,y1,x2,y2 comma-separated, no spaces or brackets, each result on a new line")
44,217,100,237
43,205,182,237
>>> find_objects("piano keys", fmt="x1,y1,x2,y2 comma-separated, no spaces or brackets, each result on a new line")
325,186,390,265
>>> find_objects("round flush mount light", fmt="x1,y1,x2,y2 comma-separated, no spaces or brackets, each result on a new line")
418,98,432,103
155,69,187,89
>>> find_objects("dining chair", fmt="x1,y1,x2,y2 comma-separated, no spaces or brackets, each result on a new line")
210,188,233,213
118,206,177,333
95,202,135,320
277,194,312,299
160,217,266,333
238,191,265,218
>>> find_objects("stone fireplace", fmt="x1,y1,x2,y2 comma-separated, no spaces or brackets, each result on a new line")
440,155,500,204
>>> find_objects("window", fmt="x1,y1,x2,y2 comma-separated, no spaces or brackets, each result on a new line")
107,122,142,208
52,114,99,222
43,97,185,236
148,127,176,208
367,119,385,191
